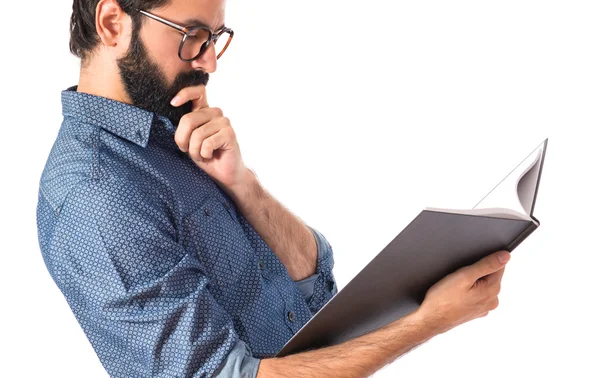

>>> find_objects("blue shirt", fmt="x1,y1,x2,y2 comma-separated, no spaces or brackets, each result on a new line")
36,86,338,377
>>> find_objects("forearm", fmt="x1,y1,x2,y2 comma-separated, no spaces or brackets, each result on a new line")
256,310,437,378
221,167,318,281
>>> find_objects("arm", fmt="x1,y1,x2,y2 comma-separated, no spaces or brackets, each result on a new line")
257,309,432,378
170,86,319,282
220,167,318,281
256,250,512,378
37,179,260,378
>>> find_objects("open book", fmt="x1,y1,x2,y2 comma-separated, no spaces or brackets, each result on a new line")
427,138,547,226
276,138,548,357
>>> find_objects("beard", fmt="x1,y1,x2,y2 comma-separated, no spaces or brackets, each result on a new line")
116,26,209,127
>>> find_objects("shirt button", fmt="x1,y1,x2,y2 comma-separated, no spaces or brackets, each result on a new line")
204,208,211,216
287,311,295,322
259,260,265,270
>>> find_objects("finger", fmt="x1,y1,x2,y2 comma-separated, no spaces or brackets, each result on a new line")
170,84,209,111
187,121,224,161
174,108,222,152
199,129,229,160
484,266,506,286
477,266,506,294
465,250,510,282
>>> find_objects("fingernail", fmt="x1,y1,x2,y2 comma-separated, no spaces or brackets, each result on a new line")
170,96,180,106
497,251,510,263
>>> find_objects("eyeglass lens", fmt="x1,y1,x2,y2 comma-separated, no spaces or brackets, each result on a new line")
181,29,231,60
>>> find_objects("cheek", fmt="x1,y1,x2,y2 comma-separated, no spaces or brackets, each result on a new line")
148,44,186,83
140,28,183,81
163,60,190,85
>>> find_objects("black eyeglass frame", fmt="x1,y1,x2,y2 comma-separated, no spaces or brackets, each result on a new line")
137,9,234,62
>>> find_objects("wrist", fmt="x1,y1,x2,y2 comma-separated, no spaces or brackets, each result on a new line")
397,308,439,341
222,167,258,205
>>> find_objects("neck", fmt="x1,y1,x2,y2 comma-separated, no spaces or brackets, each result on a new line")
76,55,132,105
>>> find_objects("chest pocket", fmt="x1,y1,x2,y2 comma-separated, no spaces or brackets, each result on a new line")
181,196,258,296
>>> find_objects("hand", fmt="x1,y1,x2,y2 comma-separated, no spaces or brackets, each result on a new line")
416,250,511,334
171,85,249,189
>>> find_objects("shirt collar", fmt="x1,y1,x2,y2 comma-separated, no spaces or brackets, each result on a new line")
61,85,174,148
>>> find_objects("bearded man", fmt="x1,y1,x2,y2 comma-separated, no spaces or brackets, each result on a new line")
36,1,511,377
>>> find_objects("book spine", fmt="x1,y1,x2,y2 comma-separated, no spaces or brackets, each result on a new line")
507,222,538,252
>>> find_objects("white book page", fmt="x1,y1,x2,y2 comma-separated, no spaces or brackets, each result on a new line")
424,206,534,222
471,142,545,215
425,140,546,225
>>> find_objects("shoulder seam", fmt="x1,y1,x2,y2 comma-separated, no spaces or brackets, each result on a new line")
39,184,60,216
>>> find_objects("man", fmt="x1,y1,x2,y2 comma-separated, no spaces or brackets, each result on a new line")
36,0,511,377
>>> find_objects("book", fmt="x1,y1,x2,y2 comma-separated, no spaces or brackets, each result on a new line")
276,138,548,357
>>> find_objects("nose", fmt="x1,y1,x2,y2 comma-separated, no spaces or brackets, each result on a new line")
190,43,217,73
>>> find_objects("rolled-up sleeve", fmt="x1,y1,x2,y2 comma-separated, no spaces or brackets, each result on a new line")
293,226,338,315
212,340,260,377
40,178,260,378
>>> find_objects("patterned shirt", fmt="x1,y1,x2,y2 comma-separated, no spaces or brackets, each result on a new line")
36,86,338,377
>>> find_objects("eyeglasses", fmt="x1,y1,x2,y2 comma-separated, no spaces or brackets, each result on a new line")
137,9,234,62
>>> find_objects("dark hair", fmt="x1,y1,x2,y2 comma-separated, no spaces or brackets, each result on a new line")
69,0,171,63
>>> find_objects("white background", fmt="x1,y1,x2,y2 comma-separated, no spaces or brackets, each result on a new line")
1,0,598,377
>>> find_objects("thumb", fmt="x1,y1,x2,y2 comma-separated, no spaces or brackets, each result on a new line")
170,85,209,112
191,85,209,112
465,250,510,281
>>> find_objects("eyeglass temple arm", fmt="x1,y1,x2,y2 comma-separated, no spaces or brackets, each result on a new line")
137,9,188,34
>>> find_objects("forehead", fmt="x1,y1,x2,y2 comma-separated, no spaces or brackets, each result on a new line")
154,0,226,30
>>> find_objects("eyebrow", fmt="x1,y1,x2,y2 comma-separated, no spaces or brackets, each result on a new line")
182,18,225,31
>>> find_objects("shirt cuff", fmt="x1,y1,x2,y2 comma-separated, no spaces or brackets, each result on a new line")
309,226,334,276
294,226,336,304
294,272,319,302
213,339,260,378
305,226,337,314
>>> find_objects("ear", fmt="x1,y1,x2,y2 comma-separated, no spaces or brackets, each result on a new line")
95,0,130,51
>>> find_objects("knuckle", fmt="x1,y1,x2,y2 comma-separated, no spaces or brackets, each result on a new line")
188,148,199,160
212,107,223,117
227,125,236,137
188,138,200,157
191,125,205,139
191,147,203,161
173,134,182,147
488,281,501,295
494,283,502,295
174,132,186,147
201,142,212,158
489,297,499,310
459,272,473,286
177,115,190,131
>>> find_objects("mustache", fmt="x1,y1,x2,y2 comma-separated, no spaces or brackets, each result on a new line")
170,69,210,97
165,69,210,122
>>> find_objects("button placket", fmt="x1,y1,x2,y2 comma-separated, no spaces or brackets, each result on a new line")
220,200,236,222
